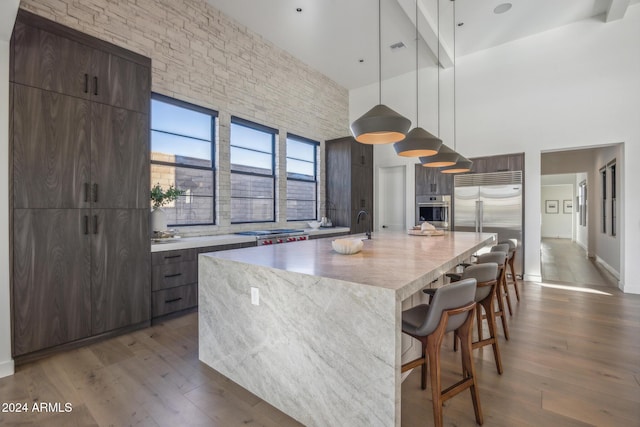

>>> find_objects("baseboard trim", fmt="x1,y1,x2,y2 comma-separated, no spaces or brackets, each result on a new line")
595,256,620,279
0,358,15,378
524,274,542,282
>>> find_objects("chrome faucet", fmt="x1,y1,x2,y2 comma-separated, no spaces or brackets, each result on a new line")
356,209,371,239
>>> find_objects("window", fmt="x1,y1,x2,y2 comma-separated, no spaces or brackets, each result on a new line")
286,135,318,221
150,94,216,225
600,167,606,233
578,180,587,227
230,117,276,223
609,160,616,237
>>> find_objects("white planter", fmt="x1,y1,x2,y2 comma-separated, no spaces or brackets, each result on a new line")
151,208,167,232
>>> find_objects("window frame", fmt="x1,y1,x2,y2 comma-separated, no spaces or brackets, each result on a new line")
608,160,616,237
150,93,217,226
286,133,319,221
230,116,277,224
600,167,606,234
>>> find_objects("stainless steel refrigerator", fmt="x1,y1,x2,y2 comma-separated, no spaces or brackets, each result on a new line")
453,171,524,276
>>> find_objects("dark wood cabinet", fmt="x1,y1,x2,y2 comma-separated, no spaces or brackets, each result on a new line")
91,210,150,334
415,164,453,196
326,137,373,234
10,11,151,359
12,209,92,356
91,103,149,208
12,85,91,209
470,153,524,174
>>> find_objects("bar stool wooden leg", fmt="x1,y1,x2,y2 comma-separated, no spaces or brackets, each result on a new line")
509,255,521,301
494,285,510,341
500,266,514,316
475,289,503,374
458,312,483,425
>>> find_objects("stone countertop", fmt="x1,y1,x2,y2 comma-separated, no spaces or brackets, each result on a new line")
150,227,350,252
203,230,496,301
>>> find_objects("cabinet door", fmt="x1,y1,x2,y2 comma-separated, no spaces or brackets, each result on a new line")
13,85,90,209
508,153,524,172
351,164,373,211
437,172,453,195
91,50,150,113
91,103,149,208
91,209,150,334
351,141,373,167
470,157,486,174
13,209,91,356
12,21,92,98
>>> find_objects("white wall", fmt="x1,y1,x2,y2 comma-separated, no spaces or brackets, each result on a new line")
541,184,573,239
352,5,640,292
0,0,19,379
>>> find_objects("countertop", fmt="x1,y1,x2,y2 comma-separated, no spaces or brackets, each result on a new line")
204,230,496,300
150,227,350,252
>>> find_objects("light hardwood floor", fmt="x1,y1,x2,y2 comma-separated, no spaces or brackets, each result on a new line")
541,238,618,288
1,281,639,426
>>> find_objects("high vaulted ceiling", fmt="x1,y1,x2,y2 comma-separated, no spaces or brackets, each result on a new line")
206,0,639,90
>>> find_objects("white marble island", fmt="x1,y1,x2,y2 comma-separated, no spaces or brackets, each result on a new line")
198,231,495,427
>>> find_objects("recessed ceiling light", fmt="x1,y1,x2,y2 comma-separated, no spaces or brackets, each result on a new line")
358,59,364,63
457,22,464,27
389,41,406,51
493,3,512,14
296,7,302,12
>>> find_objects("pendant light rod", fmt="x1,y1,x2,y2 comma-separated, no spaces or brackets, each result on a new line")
378,0,382,104
437,0,440,138
453,0,456,150
415,0,419,126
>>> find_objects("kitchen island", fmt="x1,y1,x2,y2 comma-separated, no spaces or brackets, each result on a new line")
198,230,495,427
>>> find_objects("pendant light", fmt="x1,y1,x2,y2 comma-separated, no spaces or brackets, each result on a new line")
393,0,442,157
350,0,411,144
441,0,472,173
420,0,459,168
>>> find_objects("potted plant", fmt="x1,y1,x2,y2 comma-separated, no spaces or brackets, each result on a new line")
150,183,184,232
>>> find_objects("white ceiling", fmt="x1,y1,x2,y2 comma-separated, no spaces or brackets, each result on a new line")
206,0,639,90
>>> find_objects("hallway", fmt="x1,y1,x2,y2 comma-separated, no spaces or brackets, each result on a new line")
541,238,618,288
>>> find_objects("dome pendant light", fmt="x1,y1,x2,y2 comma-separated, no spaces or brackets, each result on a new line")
350,0,411,144
441,0,472,173
394,0,442,157
421,0,458,168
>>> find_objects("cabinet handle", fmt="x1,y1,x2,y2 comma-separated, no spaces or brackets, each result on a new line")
164,255,182,259
84,183,89,202
84,74,88,93
93,183,98,203
165,297,183,303
93,215,98,234
93,76,98,96
360,199,365,208
84,215,89,235
164,273,182,278
361,155,365,165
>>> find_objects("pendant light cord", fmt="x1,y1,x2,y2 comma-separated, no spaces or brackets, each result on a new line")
437,0,440,138
415,0,419,126
378,0,382,104
453,0,456,150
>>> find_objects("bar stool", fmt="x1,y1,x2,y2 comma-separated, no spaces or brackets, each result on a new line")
498,239,520,301
475,251,510,341
490,244,513,316
453,263,503,374
401,279,483,426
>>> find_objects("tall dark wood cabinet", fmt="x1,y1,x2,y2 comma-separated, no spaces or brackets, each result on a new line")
326,137,373,234
10,10,151,358
469,153,524,174
415,164,453,196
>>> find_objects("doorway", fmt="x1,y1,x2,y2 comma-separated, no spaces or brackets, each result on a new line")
378,166,406,231
540,145,622,288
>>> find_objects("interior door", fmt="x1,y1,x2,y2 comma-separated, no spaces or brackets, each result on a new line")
379,166,405,230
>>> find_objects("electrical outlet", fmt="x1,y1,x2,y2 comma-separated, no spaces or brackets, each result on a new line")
251,287,259,305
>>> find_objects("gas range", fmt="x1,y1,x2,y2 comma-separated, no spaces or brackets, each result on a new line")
235,229,309,246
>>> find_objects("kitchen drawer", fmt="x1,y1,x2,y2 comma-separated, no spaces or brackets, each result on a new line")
151,248,196,266
152,283,198,317
152,261,197,291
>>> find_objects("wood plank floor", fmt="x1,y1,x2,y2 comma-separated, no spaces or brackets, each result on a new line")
2,282,639,426
541,238,618,288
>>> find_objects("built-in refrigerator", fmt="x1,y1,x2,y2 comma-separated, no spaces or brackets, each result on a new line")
453,171,524,276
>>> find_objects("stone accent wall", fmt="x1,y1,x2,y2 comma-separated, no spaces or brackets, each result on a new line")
19,0,349,234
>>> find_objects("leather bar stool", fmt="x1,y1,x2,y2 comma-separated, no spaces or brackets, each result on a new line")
475,251,510,341
490,244,513,316
498,239,520,302
402,279,483,426
453,263,503,374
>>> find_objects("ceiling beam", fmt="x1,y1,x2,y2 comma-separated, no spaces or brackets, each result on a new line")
605,0,630,22
395,0,454,69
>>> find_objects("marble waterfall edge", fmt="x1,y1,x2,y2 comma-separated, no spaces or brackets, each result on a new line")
198,255,398,427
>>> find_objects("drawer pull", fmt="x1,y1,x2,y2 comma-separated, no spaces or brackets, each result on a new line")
165,297,183,303
164,255,182,259
164,273,182,278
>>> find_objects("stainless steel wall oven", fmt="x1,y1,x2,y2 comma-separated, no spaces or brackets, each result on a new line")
416,195,451,230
